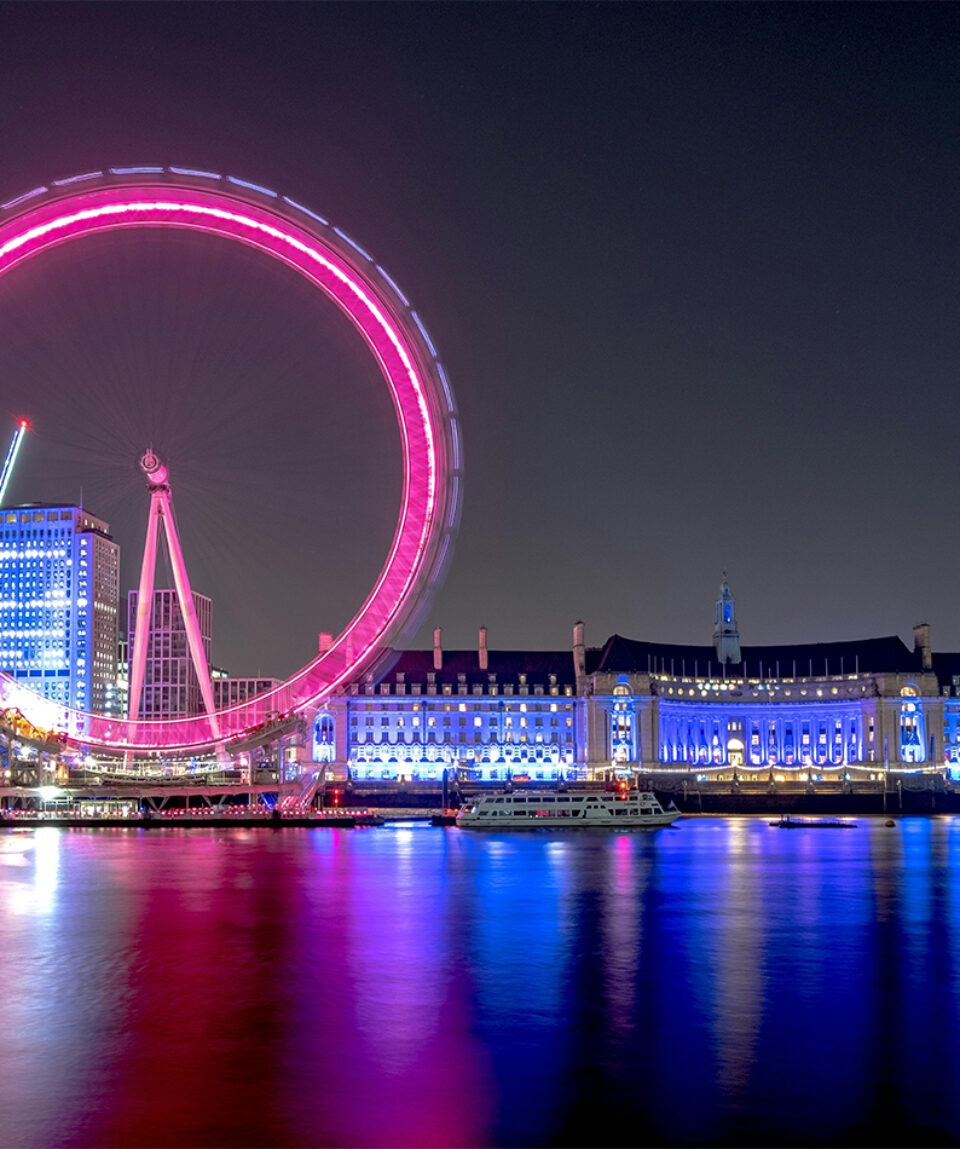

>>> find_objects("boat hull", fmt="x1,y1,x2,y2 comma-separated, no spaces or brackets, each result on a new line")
456,811,682,830
455,788,681,830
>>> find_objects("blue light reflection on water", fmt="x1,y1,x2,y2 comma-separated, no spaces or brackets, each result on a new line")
0,819,958,1147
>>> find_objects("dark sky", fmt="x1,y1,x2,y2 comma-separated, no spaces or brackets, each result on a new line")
1,2,960,677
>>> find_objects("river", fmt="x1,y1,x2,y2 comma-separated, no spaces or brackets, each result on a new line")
0,817,958,1147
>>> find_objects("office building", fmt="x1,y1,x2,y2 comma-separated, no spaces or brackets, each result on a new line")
127,588,212,718
0,504,119,714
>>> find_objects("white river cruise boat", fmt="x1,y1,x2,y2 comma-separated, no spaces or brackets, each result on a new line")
456,789,681,829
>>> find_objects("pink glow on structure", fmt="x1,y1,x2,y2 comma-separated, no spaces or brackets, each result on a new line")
128,452,220,736
0,176,460,753
128,482,161,723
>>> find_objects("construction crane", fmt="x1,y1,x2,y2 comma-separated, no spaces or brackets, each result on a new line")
0,419,28,506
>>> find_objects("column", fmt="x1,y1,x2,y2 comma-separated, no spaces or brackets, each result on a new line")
639,698,656,767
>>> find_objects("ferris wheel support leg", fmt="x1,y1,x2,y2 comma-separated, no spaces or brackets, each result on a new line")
156,491,221,742
128,495,161,723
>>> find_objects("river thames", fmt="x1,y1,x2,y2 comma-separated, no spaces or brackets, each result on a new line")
0,817,958,1148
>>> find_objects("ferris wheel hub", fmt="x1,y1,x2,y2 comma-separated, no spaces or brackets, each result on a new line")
140,449,168,487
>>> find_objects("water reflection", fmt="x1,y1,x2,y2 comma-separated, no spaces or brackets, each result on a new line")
0,826,60,915
0,819,958,1147
600,835,644,1039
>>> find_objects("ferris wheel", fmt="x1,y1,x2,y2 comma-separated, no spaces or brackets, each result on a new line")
0,166,462,755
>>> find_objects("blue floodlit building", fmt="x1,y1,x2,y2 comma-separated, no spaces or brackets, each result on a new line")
316,627,580,783
0,504,119,714
319,579,960,782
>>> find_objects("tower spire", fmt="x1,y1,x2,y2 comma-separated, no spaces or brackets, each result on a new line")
713,571,741,665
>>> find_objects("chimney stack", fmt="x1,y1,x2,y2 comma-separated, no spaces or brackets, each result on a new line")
479,625,488,671
573,620,586,680
433,626,443,671
913,622,932,672
318,631,333,655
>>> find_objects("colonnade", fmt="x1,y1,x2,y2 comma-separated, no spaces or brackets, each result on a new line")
653,703,869,768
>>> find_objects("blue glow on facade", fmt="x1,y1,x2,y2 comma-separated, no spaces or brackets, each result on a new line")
943,699,960,765
312,711,335,764
899,686,926,764
313,633,960,784
109,167,164,175
309,585,960,783
0,505,119,714
344,675,580,783
655,699,865,768
610,677,637,764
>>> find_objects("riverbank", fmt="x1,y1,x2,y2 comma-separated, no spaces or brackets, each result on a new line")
3,776,957,828
0,810,383,829
345,777,960,817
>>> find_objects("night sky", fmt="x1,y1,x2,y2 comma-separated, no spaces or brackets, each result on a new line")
2,3,960,679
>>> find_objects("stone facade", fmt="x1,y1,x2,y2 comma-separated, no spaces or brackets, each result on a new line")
306,607,960,781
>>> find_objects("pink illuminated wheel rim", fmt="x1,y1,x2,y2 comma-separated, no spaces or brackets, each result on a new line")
0,168,462,753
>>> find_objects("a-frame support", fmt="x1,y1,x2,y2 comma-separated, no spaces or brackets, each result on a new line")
127,450,220,740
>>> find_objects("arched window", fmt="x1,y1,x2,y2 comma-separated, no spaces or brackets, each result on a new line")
610,676,637,764
899,686,925,763
312,711,335,763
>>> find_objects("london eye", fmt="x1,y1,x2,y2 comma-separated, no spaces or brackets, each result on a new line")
0,167,463,756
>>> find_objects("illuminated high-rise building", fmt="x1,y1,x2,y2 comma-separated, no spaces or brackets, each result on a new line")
105,633,129,719
0,504,119,714
212,676,280,709
127,588,212,718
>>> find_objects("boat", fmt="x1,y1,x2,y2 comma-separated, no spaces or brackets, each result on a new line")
769,815,857,829
456,789,681,829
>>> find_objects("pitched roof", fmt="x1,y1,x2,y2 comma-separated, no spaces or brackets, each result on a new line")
378,648,578,687
593,633,922,677
931,651,960,682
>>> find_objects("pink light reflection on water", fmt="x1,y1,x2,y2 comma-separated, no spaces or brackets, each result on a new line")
0,827,492,1149
284,826,495,1147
